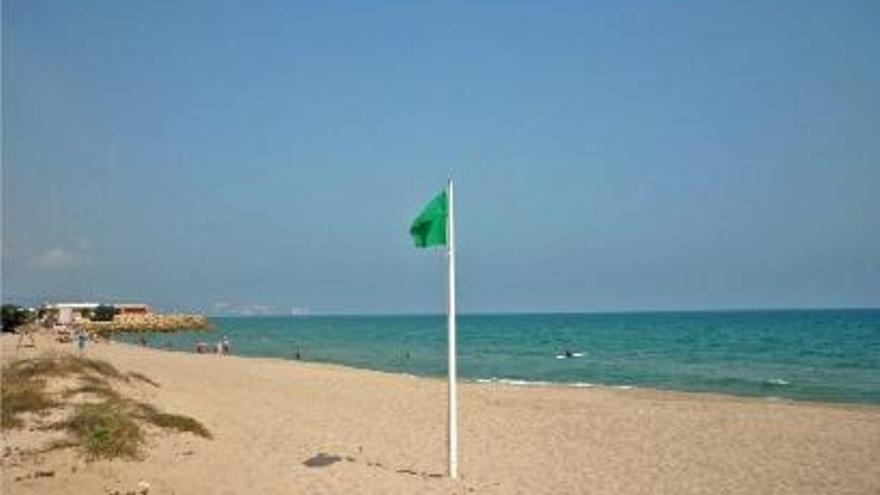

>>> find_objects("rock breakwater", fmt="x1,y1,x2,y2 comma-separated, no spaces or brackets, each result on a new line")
85,314,211,333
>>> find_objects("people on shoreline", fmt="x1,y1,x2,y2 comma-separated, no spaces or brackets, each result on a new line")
193,337,230,355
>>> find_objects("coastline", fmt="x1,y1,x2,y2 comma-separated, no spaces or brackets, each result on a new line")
118,330,880,408
3,334,879,494
116,338,880,410
193,310,880,405
141,343,880,411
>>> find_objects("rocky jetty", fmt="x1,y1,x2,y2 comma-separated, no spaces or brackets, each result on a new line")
84,314,211,334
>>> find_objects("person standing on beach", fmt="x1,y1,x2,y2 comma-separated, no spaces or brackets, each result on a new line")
75,327,88,353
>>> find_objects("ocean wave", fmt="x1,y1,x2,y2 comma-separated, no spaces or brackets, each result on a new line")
765,378,791,386
475,377,552,387
473,377,597,389
569,382,596,388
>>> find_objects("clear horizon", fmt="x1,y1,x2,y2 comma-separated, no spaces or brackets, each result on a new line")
3,1,879,314
6,303,880,317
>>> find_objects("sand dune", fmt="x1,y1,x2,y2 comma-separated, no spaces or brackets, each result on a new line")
2,334,878,494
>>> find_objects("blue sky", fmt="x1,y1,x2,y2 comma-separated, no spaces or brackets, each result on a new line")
3,1,878,314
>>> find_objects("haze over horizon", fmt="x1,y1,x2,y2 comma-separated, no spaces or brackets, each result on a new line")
3,1,879,314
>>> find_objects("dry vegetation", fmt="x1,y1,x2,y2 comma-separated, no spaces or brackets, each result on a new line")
127,371,160,388
1,353,210,460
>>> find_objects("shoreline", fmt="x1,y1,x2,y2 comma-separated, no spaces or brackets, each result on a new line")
138,308,880,407
11,335,879,415
4,333,879,494
115,335,880,409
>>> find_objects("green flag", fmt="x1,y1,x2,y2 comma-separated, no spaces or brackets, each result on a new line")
410,190,448,248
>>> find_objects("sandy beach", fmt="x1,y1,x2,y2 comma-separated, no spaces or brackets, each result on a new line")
2,334,878,495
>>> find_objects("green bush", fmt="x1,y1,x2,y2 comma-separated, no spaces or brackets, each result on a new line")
2,304,30,333
93,305,116,322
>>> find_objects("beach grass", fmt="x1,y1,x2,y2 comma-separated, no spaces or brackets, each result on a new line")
61,402,144,460
1,375,56,429
2,354,125,429
61,377,123,401
2,353,210,460
127,371,160,387
132,402,211,438
58,392,210,459
5,353,127,382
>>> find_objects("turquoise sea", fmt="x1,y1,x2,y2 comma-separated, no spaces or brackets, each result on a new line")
118,310,880,405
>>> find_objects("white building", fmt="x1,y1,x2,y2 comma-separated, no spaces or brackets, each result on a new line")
45,303,99,325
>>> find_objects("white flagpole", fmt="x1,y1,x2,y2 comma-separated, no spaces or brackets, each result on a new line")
447,179,458,479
